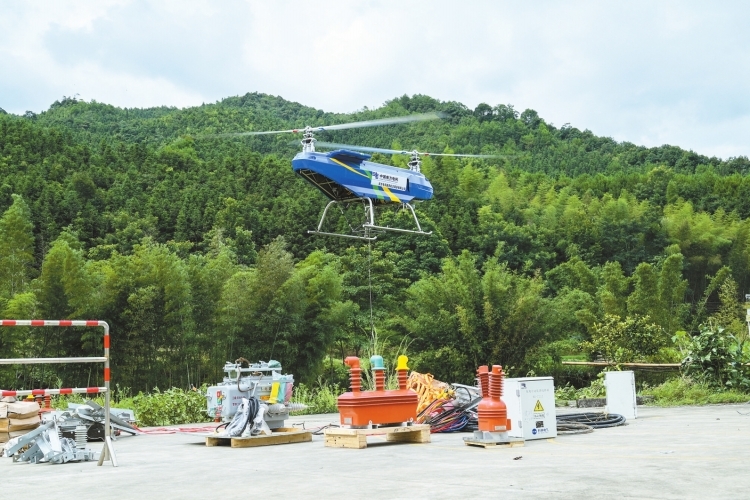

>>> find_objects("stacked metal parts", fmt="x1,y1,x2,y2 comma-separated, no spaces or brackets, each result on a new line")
2,399,137,465
56,400,138,440
3,421,99,464
337,355,418,427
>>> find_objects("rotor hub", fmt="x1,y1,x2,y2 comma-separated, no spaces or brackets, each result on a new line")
408,150,421,172
301,126,316,152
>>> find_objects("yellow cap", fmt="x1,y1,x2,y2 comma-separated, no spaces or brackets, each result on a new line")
396,355,409,371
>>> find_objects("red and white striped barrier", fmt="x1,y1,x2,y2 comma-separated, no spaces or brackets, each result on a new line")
1,387,107,397
0,319,116,467
0,319,104,327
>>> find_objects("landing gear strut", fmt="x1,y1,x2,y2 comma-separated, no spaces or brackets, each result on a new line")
307,198,432,241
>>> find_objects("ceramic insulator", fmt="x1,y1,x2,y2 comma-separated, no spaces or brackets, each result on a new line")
489,365,503,400
345,357,361,392
477,365,489,398
374,370,385,391
397,370,408,390
75,424,88,449
266,403,308,413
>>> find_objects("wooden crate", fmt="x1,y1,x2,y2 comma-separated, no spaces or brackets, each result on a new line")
205,427,312,448
324,424,431,449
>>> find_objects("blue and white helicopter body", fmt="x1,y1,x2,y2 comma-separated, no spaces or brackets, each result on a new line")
292,149,433,204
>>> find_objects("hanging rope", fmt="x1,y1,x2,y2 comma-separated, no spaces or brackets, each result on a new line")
367,237,376,351
338,202,356,235
363,198,378,348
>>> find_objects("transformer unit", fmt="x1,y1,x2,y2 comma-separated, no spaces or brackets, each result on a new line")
206,360,305,430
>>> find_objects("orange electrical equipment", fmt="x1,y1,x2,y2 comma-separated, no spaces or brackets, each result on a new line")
476,365,511,432
337,355,418,427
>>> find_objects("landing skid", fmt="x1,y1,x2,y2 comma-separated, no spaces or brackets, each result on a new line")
308,198,432,241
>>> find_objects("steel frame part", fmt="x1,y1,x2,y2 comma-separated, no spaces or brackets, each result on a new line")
0,319,117,467
308,198,432,241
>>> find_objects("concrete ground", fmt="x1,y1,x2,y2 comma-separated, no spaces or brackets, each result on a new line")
2,404,749,499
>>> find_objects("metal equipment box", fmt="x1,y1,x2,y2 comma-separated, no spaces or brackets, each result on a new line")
502,377,557,440
605,370,637,420
206,385,245,420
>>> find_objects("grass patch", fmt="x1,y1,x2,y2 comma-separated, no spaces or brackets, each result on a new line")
556,374,750,407
291,382,343,415
641,377,750,406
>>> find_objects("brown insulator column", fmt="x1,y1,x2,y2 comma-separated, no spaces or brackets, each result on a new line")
477,365,489,398
345,357,361,393
477,364,509,432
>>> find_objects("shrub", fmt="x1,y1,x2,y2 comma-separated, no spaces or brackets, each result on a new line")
555,373,606,401
681,322,750,391
582,314,665,363
52,386,211,427
120,387,211,426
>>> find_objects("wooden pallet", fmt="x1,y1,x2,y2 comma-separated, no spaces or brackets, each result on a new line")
205,427,312,448
463,437,525,449
324,424,431,449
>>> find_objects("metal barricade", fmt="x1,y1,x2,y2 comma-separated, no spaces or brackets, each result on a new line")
0,319,117,467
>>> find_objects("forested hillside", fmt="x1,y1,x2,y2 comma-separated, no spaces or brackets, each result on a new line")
1,93,749,392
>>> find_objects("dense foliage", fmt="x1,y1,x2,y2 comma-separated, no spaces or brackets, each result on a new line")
1,93,749,392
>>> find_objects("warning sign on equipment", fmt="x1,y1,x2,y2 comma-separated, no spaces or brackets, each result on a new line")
534,400,545,412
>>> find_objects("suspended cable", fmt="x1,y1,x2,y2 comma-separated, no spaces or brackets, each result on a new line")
367,237,375,350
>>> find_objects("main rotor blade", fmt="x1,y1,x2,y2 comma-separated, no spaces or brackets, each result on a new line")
423,152,505,158
315,142,409,155
214,128,298,138
314,112,443,132
209,112,443,138
316,141,507,159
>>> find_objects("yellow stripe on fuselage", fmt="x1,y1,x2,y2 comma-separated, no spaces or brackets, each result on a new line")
381,186,401,202
330,158,370,179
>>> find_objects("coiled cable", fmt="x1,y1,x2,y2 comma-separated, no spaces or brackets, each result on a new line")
556,411,626,434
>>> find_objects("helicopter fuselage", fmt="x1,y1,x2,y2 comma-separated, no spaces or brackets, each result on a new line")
291,149,433,205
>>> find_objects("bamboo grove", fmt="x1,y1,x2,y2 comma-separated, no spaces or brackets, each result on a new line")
1,93,749,391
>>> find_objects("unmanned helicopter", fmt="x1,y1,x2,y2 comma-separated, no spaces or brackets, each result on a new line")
223,114,501,241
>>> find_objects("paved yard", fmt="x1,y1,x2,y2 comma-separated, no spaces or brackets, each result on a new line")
2,404,749,499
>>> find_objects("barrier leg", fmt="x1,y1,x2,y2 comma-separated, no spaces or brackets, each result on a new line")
97,372,118,467
98,436,118,467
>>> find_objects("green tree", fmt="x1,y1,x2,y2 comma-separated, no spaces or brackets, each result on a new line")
94,240,195,391
710,276,746,338
217,239,349,381
0,194,35,298
656,250,689,335
627,262,659,318
598,261,630,318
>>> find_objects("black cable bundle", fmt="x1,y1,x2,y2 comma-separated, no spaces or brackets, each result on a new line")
418,396,481,433
221,396,261,437
556,412,626,434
